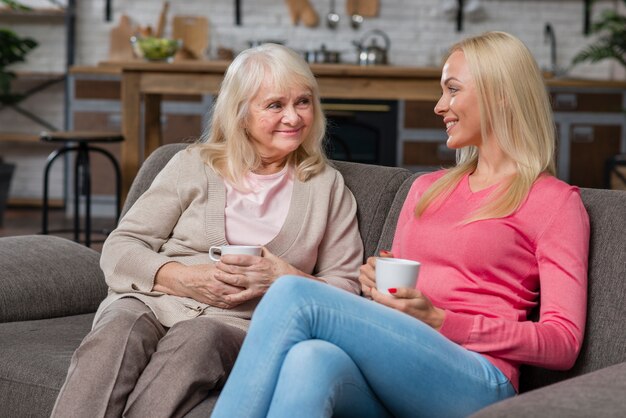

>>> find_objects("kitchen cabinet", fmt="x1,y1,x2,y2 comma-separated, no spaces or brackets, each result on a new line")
399,85,626,189
551,86,626,189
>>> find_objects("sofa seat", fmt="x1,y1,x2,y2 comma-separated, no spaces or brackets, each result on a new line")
0,314,95,417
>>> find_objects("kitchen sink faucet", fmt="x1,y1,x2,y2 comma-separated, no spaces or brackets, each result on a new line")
544,23,560,76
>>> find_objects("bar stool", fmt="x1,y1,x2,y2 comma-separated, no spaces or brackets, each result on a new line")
41,131,124,247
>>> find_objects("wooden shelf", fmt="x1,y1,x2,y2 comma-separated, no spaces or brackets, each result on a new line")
0,7,65,21
8,197,63,208
0,133,42,143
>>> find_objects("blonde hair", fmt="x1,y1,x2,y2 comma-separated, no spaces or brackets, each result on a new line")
195,43,327,188
415,31,556,222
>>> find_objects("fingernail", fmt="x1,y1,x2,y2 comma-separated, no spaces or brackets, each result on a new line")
388,288,397,294
380,250,391,255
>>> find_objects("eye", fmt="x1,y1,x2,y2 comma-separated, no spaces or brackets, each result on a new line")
296,97,311,107
267,102,283,110
447,85,459,94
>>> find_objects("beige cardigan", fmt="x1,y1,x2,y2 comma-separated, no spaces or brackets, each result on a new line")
96,147,363,331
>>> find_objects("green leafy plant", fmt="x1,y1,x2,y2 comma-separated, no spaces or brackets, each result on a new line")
572,0,626,69
0,0,38,105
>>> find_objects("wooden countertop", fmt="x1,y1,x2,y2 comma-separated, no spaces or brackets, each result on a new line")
72,60,443,79
70,60,626,89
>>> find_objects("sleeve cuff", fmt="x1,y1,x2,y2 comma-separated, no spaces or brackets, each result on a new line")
439,310,475,345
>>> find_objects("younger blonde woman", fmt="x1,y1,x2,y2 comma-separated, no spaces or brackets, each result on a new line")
211,32,590,418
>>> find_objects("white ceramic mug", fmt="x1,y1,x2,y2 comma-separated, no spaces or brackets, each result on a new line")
375,258,421,295
209,245,262,262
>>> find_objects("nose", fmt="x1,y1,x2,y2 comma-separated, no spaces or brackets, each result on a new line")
282,105,300,125
434,94,447,116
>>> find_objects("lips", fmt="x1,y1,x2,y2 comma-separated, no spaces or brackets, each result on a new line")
445,120,457,133
275,126,303,136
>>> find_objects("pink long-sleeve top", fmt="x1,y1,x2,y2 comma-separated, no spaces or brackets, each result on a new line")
391,171,590,392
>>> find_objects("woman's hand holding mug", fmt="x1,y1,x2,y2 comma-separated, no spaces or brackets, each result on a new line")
358,249,393,298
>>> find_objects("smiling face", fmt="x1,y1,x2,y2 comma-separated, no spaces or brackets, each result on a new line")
246,80,315,171
434,50,483,150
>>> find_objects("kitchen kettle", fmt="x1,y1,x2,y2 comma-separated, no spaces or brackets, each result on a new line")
353,29,390,65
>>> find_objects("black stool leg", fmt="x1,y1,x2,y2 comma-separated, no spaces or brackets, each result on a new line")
42,147,76,235
84,146,92,248
75,142,93,247
73,147,82,243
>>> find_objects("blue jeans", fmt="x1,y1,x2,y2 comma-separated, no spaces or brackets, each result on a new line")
211,276,515,418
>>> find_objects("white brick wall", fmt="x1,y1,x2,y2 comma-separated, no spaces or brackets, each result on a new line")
2,0,626,207
8,0,623,77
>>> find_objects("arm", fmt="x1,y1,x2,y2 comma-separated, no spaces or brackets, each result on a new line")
101,151,248,308
312,171,364,293
440,190,590,370
99,152,184,293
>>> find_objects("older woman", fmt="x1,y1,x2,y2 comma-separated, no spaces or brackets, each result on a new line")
211,32,590,418
51,44,363,417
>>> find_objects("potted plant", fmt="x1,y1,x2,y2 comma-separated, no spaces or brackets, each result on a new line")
0,0,37,223
0,0,38,105
572,0,626,69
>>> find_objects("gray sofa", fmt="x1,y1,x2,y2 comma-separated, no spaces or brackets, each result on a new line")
1,143,624,417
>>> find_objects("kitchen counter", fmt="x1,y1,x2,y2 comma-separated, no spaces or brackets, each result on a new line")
69,61,626,200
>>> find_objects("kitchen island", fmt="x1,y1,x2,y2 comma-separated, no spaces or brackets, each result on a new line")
71,61,626,200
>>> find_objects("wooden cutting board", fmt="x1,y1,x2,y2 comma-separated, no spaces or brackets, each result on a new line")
108,14,136,61
172,15,209,60
284,0,319,27
347,0,380,17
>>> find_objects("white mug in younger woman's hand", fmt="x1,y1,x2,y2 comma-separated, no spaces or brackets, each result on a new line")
209,245,262,262
375,258,421,294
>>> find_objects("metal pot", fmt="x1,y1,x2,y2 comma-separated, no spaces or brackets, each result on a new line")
247,40,285,48
353,29,391,66
303,44,341,64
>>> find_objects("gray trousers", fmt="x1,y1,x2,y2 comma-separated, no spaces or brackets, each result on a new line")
51,298,246,418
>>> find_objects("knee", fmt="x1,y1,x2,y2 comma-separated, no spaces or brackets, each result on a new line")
281,340,351,384
169,319,243,349
261,275,317,310
167,319,245,363
91,301,162,350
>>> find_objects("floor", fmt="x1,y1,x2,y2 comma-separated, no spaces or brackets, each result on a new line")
0,206,114,251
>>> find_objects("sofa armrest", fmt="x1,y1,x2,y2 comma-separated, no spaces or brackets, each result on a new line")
470,362,626,418
0,235,107,323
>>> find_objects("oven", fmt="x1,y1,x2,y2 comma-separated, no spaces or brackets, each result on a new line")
322,99,398,167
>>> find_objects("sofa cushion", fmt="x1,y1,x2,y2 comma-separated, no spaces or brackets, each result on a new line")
377,173,423,253
0,235,107,323
471,362,626,418
331,160,412,258
0,313,94,417
122,143,188,217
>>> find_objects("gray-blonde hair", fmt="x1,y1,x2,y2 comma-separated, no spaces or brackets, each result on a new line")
415,31,556,221
195,43,327,188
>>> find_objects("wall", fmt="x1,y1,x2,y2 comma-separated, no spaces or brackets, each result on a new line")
1,0,624,204
8,0,624,75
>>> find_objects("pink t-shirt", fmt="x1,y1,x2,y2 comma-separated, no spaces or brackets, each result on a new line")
391,171,590,391
224,165,294,246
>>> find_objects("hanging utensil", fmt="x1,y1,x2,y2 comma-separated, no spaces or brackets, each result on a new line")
235,0,241,25
155,1,169,38
327,0,340,29
350,0,363,30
